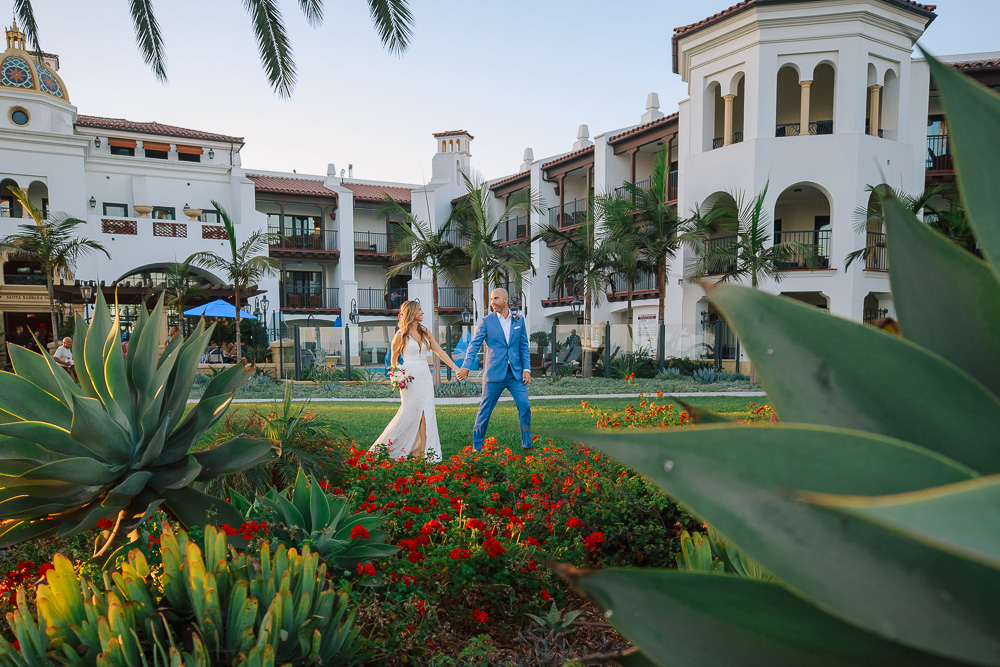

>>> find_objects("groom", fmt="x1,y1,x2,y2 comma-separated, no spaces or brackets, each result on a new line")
456,288,532,450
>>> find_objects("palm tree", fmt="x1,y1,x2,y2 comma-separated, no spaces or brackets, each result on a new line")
188,201,278,354
593,192,652,345
13,0,413,98
1,186,109,342
536,213,614,378
162,257,207,336
451,170,544,307
687,183,815,288
380,195,467,383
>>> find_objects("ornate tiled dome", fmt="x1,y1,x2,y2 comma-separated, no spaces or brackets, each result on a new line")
1,20,68,102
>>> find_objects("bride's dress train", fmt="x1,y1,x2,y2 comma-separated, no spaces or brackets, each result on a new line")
369,336,441,461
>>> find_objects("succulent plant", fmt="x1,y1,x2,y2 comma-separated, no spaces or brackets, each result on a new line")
0,290,276,554
231,468,398,572
0,524,365,666
571,54,1000,665
691,367,718,384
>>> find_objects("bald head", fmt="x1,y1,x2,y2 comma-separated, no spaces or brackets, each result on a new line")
489,288,509,315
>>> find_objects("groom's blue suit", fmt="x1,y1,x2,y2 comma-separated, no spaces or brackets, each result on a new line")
462,312,532,449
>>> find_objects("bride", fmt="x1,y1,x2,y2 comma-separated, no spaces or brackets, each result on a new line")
370,300,461,461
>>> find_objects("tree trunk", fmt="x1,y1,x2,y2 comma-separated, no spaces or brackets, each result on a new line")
626,277,634,353
47,276,58,350
582,292,593,378
482,275,489,315
234,285,242,359
431,272,441,386
657,262,666,325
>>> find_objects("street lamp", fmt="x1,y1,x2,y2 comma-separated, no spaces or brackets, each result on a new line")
79,281,94,323
570,289,584,318
461,295,478,324
349,298,359,325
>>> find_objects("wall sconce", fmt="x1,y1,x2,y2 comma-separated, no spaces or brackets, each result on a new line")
89,196,96,208
208,148,215,159
94,137,101,148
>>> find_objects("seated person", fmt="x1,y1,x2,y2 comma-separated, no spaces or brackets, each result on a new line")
203,342,224,364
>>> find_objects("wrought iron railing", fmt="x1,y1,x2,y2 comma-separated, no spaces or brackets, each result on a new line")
608,273,657,294
358,287,407,310
773,229,831,269
438,286,472,309
281,285,339,309
775,120,834,137
667,169,678,202
268,227,338,251
863,307,889,325
548,198,590,228
496,215,529,243
354,230,389,254
926,134,952,171
3,274,47,286
864,122,885,138
712,137,724,149
546,277,581,302
440,227,468,246
704,235,737,275
732,131,744,144
865,232,888,271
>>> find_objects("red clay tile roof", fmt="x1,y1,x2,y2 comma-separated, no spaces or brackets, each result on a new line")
542,145,595,171
75,115,243,143
489,170,531,190
247,174,338,199
451,193,469,205
608,112,680,145
673,0,935,41
950,58,1000,71
341,182,412,204
433,129,474,139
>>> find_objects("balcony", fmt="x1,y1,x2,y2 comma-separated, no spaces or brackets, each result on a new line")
358,286,407,313
280,285,339,312
608,272,658,300
612,172,678,203
268,227,339,260
441,228,468,246
865,232,888,271
548,198,589,229
541,278,581,307
438,286,472,311
926,135,952,172
704,235,737,275
775,120,834,137
354,230,395,264
773,229,831,269
496,215,529,244
3,273,47,286
863,307,889,325
711,133,744,149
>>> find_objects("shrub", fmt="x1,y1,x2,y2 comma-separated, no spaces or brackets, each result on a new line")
435,379,483,397
692,367,718,384
662,356,714,375
0,524,365,666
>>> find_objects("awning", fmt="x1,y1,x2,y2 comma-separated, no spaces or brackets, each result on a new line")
108,138,137,148
176,145,203,155
143,141,170,152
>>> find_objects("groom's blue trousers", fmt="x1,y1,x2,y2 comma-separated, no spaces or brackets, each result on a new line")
473,366,532,449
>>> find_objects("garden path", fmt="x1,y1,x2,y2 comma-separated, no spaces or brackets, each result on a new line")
193,391,765,404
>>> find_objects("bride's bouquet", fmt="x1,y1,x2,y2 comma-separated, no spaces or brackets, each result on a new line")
388,366,414,391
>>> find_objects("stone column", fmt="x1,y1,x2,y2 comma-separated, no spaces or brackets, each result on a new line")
723,94,736,146
799,80,813,135
868,85,882,136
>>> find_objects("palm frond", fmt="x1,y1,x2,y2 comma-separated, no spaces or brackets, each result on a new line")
14,0,41,53
298,0,324,26
242,0,296,97
366,0,413,56
129,0,167,82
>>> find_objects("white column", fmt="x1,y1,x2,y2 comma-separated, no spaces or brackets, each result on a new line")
723,94,736,146
868,85,882,136
799,80,813,135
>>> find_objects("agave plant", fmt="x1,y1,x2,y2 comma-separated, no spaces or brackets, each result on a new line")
570,53,1000,665
0,290,277,555
0,524,365,665
231,469,398,573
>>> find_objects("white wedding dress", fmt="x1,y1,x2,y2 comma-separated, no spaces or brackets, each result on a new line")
369,336,442,461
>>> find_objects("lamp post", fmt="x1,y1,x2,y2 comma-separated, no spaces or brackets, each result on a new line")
461,295,478,325
253,302,261,346
79,281,94,323
349,298,359,325
570,289,584,318
261,295,269,336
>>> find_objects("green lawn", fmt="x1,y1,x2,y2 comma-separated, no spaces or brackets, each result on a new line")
210,396,765,458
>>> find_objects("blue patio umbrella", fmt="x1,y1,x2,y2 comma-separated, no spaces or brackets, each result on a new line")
183,299,257,319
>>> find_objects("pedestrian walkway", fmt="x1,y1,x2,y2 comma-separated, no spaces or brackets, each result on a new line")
192,391,766,405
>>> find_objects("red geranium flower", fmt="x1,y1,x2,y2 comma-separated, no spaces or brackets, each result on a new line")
565,517,583,528
473,608,489,623
350,525,370,540
584,531,605,551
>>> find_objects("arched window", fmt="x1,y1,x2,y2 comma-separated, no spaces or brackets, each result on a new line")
810,63,835,134
775,65,801,136
705,82,723,151
773,183,832,269
1,178,21,218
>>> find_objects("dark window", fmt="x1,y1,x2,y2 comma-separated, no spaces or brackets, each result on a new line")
10,109,29,125
145,149,168,160
773,218,782,245
1,196,13,217
201,209,221,223
178,152,201,163
814,215,830,231
152,207,175,220
103,203,128,217
41,198,48,219
110,146,135,156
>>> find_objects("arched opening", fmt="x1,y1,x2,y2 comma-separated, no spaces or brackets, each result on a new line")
881,69,900,140
27,180,48,219
699,191,739,275
1,178,22,218
441,140,447,152
810,63,835,134
862,185,889,270
866,63,882,137
732,75,745,144
780,291,829,310
705,82,723,151
448,139,454,152
775,65,801,136
863,292,887,324
773,183,832,269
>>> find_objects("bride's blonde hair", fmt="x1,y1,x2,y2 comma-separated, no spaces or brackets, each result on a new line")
394,300,430,359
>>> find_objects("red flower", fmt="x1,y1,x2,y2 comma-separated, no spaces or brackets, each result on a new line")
473,608,489,623
540,589,552,602
407,551,425,563
96,518,114,530
584,531,605,551
350,525,370,540
483,537,506,558
355,563,376,576
465,519,486,531
449,548,471,560
565,517,583,528
523,536,541,546
37,563,54,578
421,520,444,535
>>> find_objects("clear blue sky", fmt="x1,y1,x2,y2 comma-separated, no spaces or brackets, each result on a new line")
26,0,998,184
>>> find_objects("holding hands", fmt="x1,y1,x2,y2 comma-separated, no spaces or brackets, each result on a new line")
456,368,469,381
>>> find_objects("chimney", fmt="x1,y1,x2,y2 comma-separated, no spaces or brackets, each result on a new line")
572,124,593,151
327,163,336,177
641,92,664,123
348,164,353,178
520,148,534,172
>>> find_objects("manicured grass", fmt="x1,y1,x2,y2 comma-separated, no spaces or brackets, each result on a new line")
210,396,766,458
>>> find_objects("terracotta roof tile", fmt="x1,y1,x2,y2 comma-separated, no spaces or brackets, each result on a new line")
608,112,680,145
247,174,338,199
673,0,936,40
433,129,475,139
451,193,469,205
489,170,531,190
542,145,595,171
341,182,412,204
75,115,243,143
950,58,1000,71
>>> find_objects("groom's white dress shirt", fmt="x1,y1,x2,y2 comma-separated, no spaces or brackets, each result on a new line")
496,310,512,343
